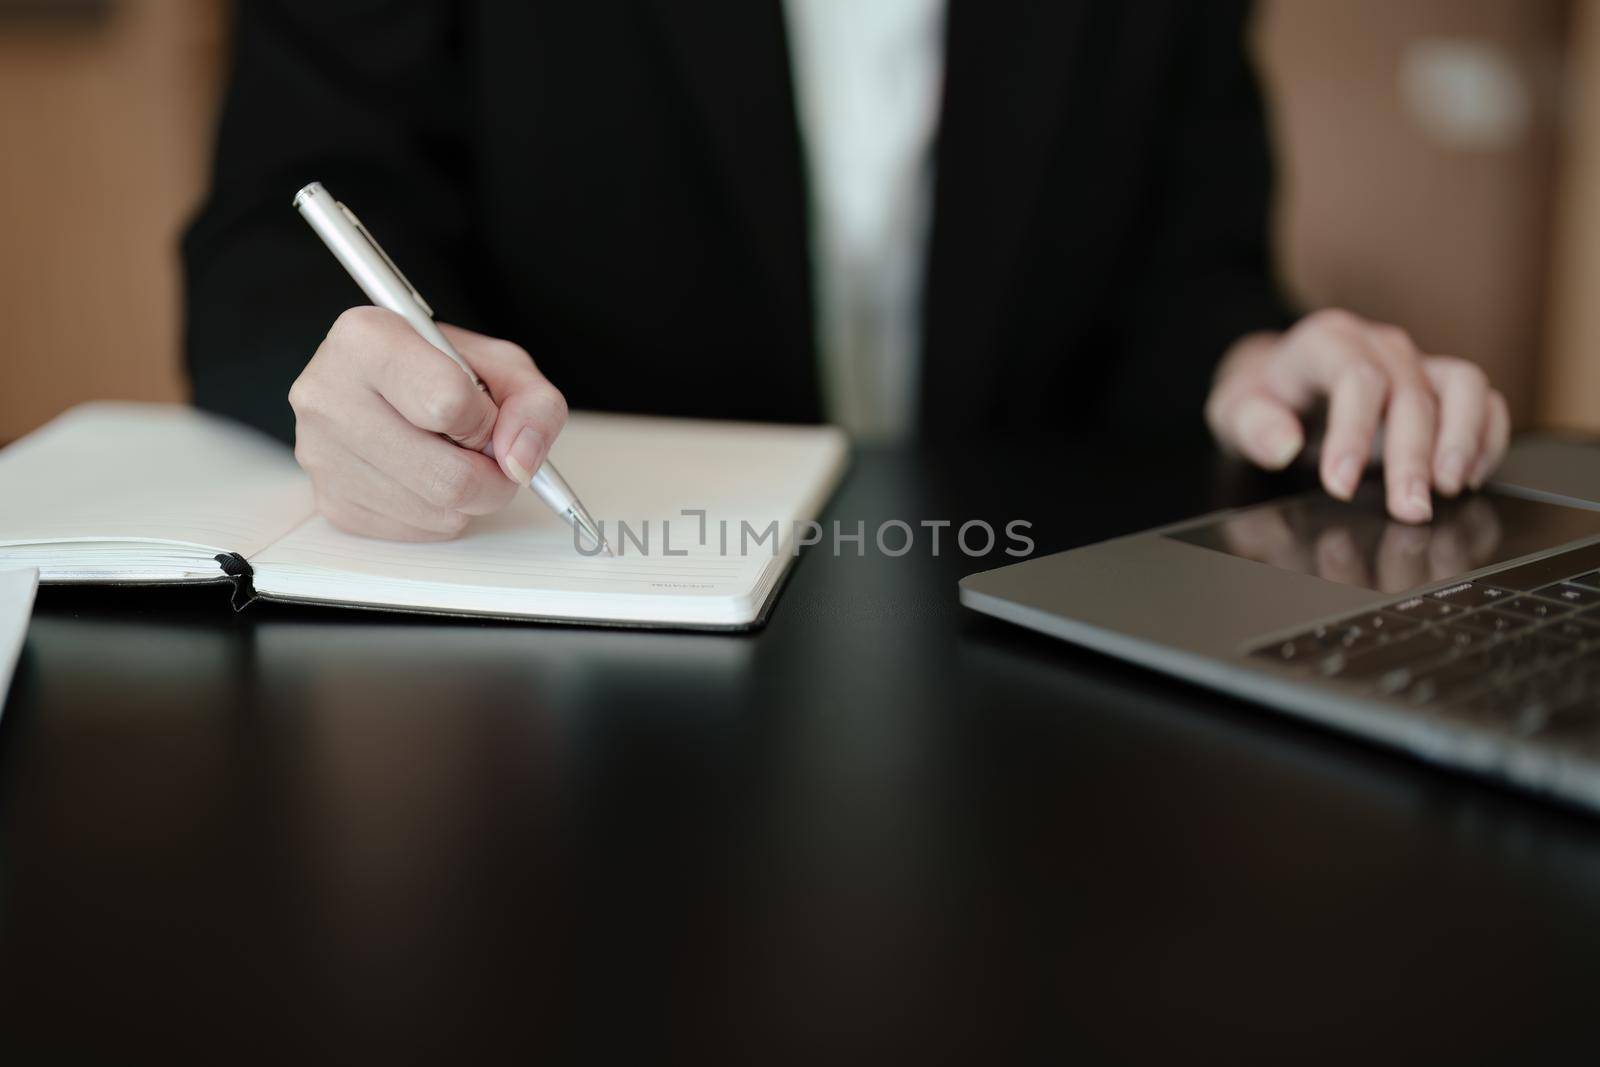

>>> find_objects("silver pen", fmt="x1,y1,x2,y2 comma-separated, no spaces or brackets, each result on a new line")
293,181,610,554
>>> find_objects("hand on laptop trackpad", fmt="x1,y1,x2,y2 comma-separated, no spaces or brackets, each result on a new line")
1168,483,1600,595
1208,485,1501,593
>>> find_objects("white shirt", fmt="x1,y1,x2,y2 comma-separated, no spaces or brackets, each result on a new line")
782,0,947,443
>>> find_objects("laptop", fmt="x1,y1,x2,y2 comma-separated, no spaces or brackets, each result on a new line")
960,436,1600,814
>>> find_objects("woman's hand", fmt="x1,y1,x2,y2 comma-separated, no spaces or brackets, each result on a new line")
1205,309,1510,523
288,307,568,540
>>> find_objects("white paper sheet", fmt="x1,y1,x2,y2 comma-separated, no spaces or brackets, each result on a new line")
253,413,848,625
0,402,312,573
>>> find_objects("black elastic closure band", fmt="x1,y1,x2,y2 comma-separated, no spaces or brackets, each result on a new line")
213,552,258,611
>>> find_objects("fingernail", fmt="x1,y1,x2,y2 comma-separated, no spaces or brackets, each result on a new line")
1407,477,1433,522
1437,450,1469,495
1329,454,1362,499
505,426,544,485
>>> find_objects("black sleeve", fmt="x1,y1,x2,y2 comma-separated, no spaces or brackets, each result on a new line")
1102,0,1293,438
181,0,485,444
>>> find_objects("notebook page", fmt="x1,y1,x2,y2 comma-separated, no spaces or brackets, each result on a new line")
251,414,847,623
0,402,312,560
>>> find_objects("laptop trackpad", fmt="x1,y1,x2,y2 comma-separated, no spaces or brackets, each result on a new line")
1165,485,1600,596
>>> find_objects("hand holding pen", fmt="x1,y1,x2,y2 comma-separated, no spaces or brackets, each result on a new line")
290,182,609,551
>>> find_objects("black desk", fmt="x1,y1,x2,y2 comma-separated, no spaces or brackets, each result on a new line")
4,441,1600,1061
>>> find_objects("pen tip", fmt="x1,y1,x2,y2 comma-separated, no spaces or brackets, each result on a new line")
567,508,612,557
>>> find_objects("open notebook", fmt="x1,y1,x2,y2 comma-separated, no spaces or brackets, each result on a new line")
0,403,848,629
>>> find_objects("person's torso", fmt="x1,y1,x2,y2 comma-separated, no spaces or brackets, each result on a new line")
462,0,1201,436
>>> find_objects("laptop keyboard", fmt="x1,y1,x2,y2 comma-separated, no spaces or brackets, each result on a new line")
1250,540,1600,746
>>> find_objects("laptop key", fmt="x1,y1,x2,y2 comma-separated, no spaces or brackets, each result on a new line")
1427,582,1516,609
1452,609,1532,637
1325,627,1457,683
1497,596,1576,621
1477,636,1548,679
1566,646,1600,685
1534,582,1600,608
1569,571,1600,591
1334,627,1383,656
1390,596,1460,621
1253,611,1423,665
1251,625,1341,664
1460,676,1555,733
1543,616,1600,644
1404,654,1497,705
1339,610,1423,641
1438,622,1488,653
1504,633,1555,668
1253,634,1323,664
1532,630,1582,664
1502,671,1589,731
1446,684,1545,732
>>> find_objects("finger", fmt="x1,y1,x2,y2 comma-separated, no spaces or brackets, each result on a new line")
441,325,570,486
1258,312,1390,491
338,307,500,450
1380,379,1437,524
1317,355,1387,501
1265,309,1378,405
1213,391,1305,470
1468,389,1511,490
308,389,515,516
1422,358,1489,497
304,437,480,535
1360,326,1436,523
317,494,463,543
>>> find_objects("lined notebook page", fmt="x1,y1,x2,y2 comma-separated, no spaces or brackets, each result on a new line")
0,402,312,559
251,414,848,625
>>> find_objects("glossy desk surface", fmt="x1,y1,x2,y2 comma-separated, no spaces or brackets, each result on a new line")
3,440,1600,1061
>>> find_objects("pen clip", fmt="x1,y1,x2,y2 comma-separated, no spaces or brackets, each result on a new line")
337,202,435,318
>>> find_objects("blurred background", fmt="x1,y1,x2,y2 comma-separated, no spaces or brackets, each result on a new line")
2,0,1599,441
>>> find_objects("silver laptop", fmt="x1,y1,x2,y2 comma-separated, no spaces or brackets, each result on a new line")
960,436,1600,814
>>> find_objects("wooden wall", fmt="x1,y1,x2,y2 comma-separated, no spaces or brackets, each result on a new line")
1542,0,1600,431
0,0,222,441
1257,0,1568,425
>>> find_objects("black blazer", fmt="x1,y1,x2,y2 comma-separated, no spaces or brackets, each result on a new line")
183,0,1288,445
